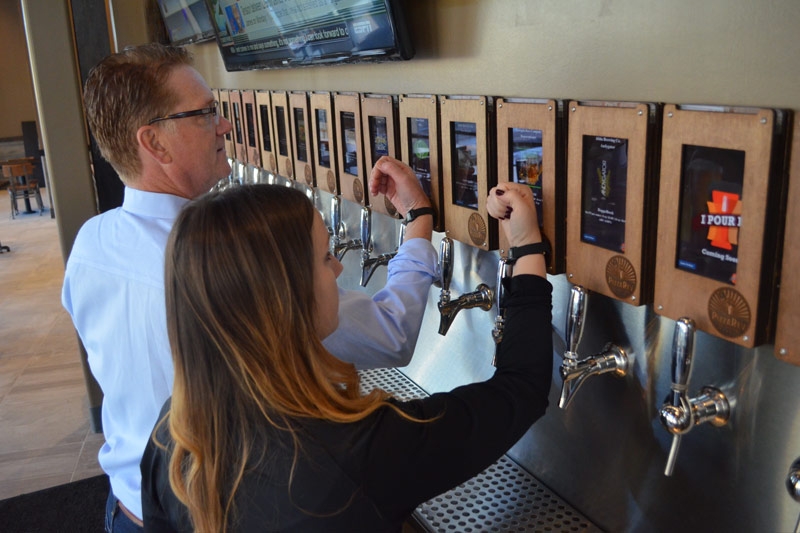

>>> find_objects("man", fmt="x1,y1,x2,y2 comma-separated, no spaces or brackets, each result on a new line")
62,43,436,532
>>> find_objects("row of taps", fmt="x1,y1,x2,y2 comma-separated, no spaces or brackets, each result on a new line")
329,196,401,288
431,239,733,479
325,196,732,477
231,167,799,520
548,283,730,478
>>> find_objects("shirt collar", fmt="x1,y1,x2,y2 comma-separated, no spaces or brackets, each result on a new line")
121,187,191,219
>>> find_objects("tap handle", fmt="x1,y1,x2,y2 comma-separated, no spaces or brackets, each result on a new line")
496,257,511,311
438,237,453,294
360,206,372,253
330,196,342,238
671,318,696,394
398,223,406,248
565,285,587,355
439,237,453,293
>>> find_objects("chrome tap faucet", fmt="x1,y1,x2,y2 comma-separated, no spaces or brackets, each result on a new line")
659,317,730,476
361,220,404,287
329,196,363,261
558,285,628,409
787,457,800,533
436,237,493,336
491,257,512,366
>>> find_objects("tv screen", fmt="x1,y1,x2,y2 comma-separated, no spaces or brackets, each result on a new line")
204,0,414,71
157,0,216,46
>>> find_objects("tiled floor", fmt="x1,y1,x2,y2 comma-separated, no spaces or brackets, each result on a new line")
0,190,104,500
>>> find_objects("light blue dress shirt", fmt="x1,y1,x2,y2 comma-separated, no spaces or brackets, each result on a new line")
62,187,437,520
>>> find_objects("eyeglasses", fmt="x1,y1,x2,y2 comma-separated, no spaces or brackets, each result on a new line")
148,101,219,125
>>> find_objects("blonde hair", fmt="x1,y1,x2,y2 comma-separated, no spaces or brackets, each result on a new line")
162,185,411,531
83,43,191,182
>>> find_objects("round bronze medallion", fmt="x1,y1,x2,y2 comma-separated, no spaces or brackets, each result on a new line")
269,154,276,171
467,213,487,247
384,195,399,217
327,170,336,193
707,287,751,338
285,160,293,179
304,164,313,185
353,179,364,204
605,255,637,299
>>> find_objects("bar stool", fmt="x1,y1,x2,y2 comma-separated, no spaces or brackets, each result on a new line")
2,160,44,219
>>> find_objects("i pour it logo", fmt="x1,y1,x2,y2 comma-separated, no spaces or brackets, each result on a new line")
699,190,742,250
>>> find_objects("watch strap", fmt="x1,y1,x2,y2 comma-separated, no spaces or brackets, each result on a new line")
403,206,435,225
508,241,550,262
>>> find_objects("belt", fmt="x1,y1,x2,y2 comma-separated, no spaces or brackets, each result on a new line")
117,500,144,527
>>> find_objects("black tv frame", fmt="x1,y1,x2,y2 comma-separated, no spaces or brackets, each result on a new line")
157,0,216,46
204,0,414,71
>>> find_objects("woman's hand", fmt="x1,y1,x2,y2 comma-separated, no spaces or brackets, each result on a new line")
369,156,432,241
487,183,546,278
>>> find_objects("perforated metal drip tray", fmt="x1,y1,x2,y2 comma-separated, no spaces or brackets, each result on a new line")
360,368,602,533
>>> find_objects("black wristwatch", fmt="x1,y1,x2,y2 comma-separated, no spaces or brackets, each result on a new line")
507,240,550,263
403,207,435,225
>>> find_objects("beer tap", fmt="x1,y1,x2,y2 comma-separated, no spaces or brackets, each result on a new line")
361,217,404,287
659,317,730,476
437,237,493,336
558,285,628,409
329,196,362,261
786,457,800,533
491,257,512,366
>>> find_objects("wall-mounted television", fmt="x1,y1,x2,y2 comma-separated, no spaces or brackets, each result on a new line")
204,0,414,71
157,0,216,46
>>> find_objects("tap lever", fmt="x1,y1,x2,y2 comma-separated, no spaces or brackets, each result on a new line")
330,196,365,261
437,237,453,296
330,196,342,238
492,258,512,346
360,206,373,256
558,285,628,410
491,258,512,366
659,317,730,476
671,317,695,395
565,285,588,357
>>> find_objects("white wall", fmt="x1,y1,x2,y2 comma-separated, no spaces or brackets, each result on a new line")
189,0,800,110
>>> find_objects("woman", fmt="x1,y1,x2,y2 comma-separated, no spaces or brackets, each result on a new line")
140,175,553,532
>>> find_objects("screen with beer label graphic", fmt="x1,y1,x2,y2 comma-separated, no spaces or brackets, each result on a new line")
369,116,389,161
580,135,628,252
232,101,243,145
275,106,289,156
676,145,745,285
245,103,257,148
451,121,479,210
340,111,358,176
408,117,432,197
316,109,331,168
222,100,233,143
258,104,272,151
293,107,308,162
510,127,544,227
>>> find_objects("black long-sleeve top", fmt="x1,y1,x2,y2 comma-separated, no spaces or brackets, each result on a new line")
141,275,553,532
